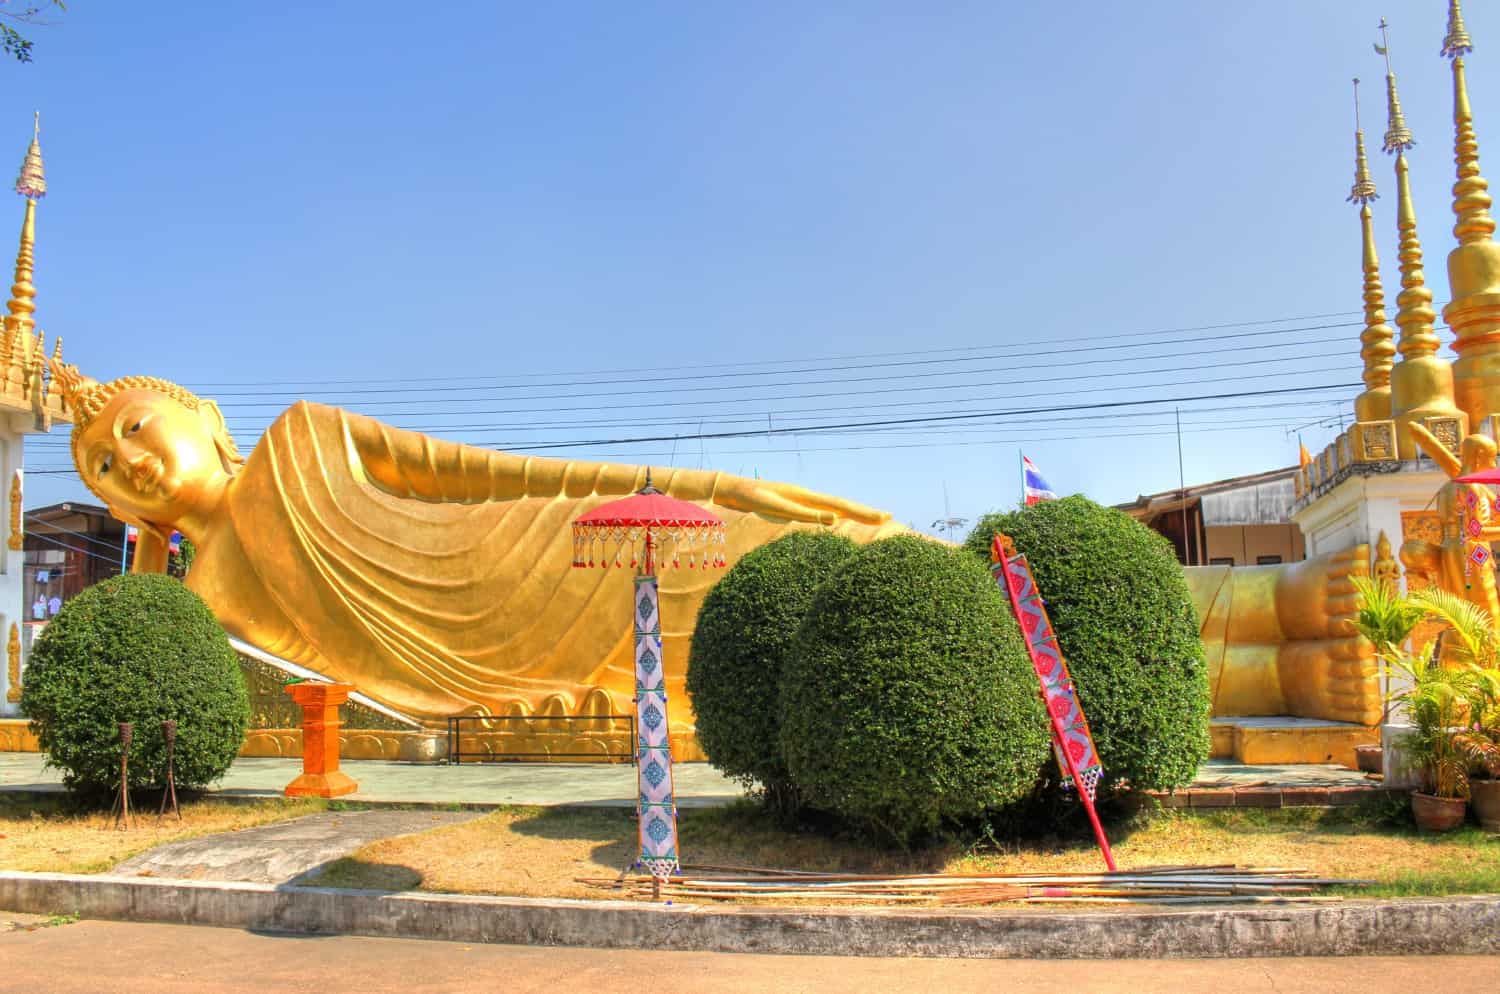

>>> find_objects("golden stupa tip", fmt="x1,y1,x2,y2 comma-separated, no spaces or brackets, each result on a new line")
14,112,44,200
1377,18,1416,154
1443,0,1473,59
1349,79,1379,204
1445,0,1494,247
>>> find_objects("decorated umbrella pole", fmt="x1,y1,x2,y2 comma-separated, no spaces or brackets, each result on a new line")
572,472,727,882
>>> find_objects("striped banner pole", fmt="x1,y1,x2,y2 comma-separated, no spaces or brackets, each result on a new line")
991,533,1117,872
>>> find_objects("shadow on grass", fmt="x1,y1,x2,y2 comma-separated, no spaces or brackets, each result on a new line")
293,858,424,893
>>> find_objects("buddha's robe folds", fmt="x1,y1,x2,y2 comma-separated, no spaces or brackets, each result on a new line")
185,401,904,726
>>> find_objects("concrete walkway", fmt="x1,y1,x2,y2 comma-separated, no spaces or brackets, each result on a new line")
112,810,483,884
0,753,747,807
0,753,1373,808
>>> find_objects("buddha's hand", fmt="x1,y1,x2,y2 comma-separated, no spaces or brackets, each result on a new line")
712,477,892,526
1273,545,1381,725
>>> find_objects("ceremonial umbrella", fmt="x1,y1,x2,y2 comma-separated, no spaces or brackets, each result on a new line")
572,472,727,881
1458,469,1500,485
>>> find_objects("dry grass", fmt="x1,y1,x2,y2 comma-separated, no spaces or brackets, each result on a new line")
309,801,1500,903
0,794,328,874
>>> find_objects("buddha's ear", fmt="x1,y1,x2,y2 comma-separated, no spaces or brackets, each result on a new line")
196,399,244,475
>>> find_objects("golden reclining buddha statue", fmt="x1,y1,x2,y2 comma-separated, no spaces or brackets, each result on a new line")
56,369,904,728
52,365,1381,732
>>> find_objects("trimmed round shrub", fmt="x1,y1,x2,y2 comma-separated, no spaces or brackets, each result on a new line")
963,496,1210,795
21,573,250,796
688,531,859,811
780,535,1051,844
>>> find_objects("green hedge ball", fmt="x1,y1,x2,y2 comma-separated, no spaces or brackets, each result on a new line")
21,573,250,797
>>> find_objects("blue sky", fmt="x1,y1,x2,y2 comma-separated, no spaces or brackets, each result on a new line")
7,1,1492,533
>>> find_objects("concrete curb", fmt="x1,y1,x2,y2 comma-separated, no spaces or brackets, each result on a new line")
2,871,1498,959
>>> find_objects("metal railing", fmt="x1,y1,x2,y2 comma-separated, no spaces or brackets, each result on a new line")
445,713,636,765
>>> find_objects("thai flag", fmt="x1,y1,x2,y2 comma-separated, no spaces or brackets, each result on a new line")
124,526,182,554
1023,455,1058,506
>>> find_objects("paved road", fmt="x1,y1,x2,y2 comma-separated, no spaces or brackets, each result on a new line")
1,917,1496,994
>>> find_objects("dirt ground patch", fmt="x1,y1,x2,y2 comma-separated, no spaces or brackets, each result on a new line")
0,795,328,874
308,802,1500,903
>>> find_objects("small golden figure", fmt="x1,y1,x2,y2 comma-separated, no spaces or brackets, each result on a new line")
1400,422,1500,621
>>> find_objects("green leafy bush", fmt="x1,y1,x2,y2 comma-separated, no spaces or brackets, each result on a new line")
21,573,250,796
780,535,1051,844
688,531,859,813
963,496,1210,795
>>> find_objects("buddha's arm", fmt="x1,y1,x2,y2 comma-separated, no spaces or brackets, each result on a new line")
129,529,170,574
336,405,890,525
1409,423,1462,478
106,503,169,573
337,406,639,503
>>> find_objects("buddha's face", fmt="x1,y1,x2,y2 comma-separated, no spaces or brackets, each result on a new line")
73,388,231,527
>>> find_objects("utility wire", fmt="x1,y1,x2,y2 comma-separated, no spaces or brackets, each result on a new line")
498,381,1362,451
20,381,1360,471
21,514,125,553
198,339,1357,411
182,310,1361,389
189,321,1361,398
25,529,125,567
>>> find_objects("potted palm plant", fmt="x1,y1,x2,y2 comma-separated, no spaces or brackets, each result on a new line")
1353,579,1483,831
1454,674,1500,830
1409,586,1500,831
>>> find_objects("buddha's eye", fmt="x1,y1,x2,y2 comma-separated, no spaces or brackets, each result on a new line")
127,421,142,435
97,455,111,479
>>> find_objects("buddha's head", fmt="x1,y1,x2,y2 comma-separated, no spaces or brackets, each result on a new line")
1461,432,1499,475
63,370,243,533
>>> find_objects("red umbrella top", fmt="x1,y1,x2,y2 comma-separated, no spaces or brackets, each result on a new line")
1457,468,1500,485
572,472,727,571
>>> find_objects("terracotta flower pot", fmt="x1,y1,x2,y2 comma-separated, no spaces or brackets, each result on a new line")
1411,791,1467,833
1471,779,1500,832
1354,744,1382,774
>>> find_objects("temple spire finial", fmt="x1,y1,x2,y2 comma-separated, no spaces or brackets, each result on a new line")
14,112,44,201
1349,79,1379,205
1351,79,1393,424
1443,0,1493,245
3,115,44,374
1378,18,1415,153
1443,0,1473,58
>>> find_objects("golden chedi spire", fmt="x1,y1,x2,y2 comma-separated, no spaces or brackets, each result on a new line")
1378,21,1467,458
1441,0,1500,433
1349,79,1395,423
3,112,43,388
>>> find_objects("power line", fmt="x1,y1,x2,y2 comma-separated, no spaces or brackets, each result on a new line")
500,381,1362,451
22,514,125,553
188,322,1362,399
198,339,1357,412
21,381,1359,472
26,383,1359,446
181,310,1362,390
25,529,124,567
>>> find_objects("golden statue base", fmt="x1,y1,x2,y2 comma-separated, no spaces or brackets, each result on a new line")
1210,717,1379,767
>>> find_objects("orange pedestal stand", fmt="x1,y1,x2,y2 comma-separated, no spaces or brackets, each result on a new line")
283,682,358,798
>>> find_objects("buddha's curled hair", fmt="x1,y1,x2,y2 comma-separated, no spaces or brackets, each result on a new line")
61,368,244,480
